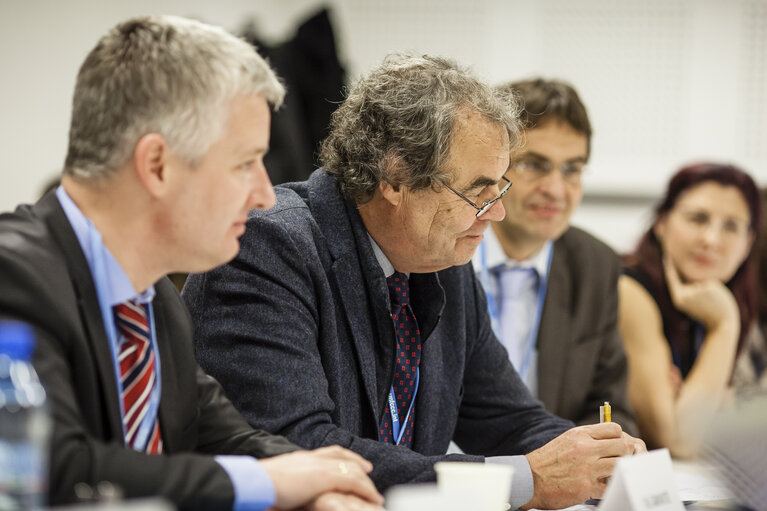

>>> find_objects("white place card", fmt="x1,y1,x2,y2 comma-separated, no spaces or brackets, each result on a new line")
599,448,684,511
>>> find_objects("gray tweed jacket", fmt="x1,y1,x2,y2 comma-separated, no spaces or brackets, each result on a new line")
182,169,572,492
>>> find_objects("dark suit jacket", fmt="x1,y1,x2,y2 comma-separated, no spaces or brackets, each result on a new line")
536,227,637,435
0,193,297,510
183,169,573,491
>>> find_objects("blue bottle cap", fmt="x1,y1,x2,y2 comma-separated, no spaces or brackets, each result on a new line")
0,321,35,360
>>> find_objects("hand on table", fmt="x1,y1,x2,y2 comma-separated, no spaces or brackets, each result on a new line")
262,445,383,510
522,423,646,509
298,492,386,511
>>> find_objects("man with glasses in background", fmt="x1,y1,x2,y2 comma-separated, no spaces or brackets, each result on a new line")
183,57,644,510
474,78,637,434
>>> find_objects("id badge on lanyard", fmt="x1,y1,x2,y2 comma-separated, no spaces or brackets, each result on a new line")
387,369,420,445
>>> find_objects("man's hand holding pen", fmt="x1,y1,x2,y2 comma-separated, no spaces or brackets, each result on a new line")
521,421,646,509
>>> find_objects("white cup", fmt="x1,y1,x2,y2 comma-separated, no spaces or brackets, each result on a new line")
434,462,514,511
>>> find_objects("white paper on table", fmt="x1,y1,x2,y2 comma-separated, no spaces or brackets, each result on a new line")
673,460,733,502
598,448,684,511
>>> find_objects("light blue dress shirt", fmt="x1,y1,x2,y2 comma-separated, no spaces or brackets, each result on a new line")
56,186,274,511
473,228,553,396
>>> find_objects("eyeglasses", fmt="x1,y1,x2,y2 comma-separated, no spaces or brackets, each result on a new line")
511,159,586,184
443,176,512,217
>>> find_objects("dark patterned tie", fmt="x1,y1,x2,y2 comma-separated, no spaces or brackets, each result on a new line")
114,300,163,454
379,272,421,448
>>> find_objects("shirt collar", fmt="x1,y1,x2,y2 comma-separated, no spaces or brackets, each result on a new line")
56,186,155,307
367,232,398,278
477,227,553,277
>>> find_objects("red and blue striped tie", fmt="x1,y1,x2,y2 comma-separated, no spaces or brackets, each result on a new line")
113,300,163,454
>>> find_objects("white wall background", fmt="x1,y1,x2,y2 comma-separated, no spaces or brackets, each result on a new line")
1,0,765,252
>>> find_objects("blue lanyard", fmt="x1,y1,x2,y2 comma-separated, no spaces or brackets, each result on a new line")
517,255,550,380
479,241,554,381
479,241,499,330
388,368,420,445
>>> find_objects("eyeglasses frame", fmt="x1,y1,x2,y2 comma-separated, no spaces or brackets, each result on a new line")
511,159,587,184
443,176,513,218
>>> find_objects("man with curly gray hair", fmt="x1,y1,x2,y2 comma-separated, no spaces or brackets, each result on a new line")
185,54,644,510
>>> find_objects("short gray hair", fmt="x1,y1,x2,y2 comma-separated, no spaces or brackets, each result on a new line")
64,15,284,179
319,54,521,204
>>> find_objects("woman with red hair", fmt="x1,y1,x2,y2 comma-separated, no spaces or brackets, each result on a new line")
620,163,761,458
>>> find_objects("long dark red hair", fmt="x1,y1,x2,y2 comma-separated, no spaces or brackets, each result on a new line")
624,163,762,363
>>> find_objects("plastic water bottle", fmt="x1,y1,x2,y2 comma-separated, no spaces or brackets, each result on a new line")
0,322,50,510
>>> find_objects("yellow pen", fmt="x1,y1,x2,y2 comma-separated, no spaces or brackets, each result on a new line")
599,401,611,423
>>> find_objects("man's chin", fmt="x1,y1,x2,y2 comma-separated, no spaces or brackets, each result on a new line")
205,242,240,272
530,221,569,242
454,238,483,265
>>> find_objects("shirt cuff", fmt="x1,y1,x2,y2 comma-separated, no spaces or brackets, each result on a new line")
486,455,534,510
215,455,275,511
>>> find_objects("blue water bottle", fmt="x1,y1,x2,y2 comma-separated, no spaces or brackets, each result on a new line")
0,322,50,510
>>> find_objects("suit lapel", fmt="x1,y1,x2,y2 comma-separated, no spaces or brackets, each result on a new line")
330,253,385,419
536,239,572,414
150,283,182,453
307,172,384,421
408,271,446,449
38,193,124,438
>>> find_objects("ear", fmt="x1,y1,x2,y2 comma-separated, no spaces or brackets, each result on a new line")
133,133,171,198
379,180,403,207
379,151,410,207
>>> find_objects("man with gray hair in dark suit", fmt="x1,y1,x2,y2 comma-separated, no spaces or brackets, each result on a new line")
0,15,383,511
184,54,645,510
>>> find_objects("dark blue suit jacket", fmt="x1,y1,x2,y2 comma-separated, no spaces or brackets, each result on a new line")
183,170,572,490
0,193,298,509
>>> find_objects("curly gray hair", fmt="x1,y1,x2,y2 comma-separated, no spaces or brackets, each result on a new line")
319,54,521,204
64,15,284,179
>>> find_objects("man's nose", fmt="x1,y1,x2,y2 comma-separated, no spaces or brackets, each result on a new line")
482,197,506,222
537,167,568,197
248,162,276,210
